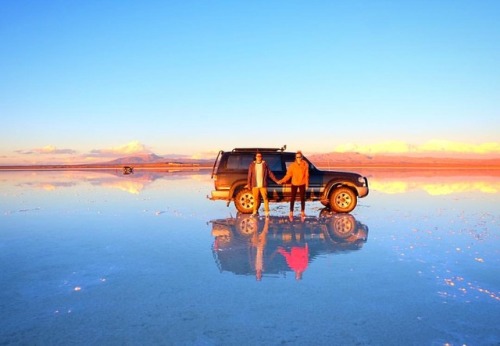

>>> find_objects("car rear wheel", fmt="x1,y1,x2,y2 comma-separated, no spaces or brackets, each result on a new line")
329,187,357,213
235,188,258,214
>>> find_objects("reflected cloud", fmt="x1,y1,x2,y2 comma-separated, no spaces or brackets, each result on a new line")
365,170,500,195
17,182,77,191
370,180,500,195
209,211,369,281
99,180,145,194
1,170,210,194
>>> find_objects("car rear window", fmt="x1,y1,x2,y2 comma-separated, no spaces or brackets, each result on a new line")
225,154,254,170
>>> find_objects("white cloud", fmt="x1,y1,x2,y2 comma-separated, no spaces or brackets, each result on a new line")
190,151,219,160
90,141,151,157
16,145,77,155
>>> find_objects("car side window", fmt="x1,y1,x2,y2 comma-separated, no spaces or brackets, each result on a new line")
283,156,299,173
264,155,283,172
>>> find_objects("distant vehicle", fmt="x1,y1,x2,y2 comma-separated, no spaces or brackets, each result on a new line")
210,212,369,278
209,146,369,213
122,166,134,175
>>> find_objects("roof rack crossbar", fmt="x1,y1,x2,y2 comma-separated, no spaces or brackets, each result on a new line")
232,145,287,153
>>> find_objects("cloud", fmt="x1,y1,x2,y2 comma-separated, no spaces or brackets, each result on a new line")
419,140,500,154
190,151,219,160
16,145,77,155
334,140,500,155
89,141,151,157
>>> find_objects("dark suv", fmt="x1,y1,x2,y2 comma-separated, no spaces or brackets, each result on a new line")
210,146,369,214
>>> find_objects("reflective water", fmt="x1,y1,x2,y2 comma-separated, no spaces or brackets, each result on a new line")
1,169,499,345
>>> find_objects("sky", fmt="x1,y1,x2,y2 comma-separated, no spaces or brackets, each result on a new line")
1,0,499,165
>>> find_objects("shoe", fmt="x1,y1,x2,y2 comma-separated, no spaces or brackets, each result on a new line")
251,213,257,217
265,211,269,218
300,211,306,222
289,212,293,222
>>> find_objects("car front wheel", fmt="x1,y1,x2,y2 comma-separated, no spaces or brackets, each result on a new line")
329,187,357,213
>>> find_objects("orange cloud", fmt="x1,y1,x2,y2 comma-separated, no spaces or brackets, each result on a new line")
419,140,500,154
334,140,500,155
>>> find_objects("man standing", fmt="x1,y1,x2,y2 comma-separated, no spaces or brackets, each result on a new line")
246,152,280,217
278,150,309,221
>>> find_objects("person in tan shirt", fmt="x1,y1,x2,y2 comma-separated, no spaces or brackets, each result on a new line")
246,152,280,216
278,150,309,221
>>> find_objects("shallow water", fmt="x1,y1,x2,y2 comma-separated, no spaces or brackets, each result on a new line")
1,169,499,345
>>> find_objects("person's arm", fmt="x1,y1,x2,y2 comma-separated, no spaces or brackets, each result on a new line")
278,165,292,184
246,163,253,188
305,162,309,189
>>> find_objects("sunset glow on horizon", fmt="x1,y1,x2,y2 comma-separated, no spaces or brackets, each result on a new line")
1,139,499,166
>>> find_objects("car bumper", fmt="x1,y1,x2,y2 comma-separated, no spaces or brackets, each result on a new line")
210,190,230,200
358,186,369,198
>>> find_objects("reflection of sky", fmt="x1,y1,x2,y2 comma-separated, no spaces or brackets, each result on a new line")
1,170,499,345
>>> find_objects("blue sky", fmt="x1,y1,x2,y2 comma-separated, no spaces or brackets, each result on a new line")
1,1,499,164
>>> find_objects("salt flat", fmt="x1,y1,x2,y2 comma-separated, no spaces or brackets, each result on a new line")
1,170,498,345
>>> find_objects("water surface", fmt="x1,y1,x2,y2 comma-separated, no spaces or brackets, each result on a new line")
1,169,499,345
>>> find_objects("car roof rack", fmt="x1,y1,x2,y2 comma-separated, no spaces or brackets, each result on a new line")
232,145,287,153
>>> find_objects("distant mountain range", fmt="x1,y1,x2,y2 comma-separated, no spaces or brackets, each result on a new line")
105,152,500,168
105,153,213,165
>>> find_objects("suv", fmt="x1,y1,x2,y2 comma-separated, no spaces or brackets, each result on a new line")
210,146,369,214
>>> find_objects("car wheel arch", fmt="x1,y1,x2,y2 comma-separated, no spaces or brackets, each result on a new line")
229,180,248,199
324,181,358,199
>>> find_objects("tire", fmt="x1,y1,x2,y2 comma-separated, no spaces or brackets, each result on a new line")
234,188,258,214
329,187,357,213
327,214,356,239
236,215,258,237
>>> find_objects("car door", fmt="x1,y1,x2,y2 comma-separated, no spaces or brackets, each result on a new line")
261,153,285,200
281,154,295,198
305,160,323,200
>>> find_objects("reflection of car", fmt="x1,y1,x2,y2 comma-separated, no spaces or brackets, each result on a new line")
209,146,369,214
210,211,369,279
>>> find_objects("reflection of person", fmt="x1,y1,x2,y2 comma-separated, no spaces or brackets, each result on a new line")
278,243,309,280
278,150,309,221
251,217,270,281
246,152,280,217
